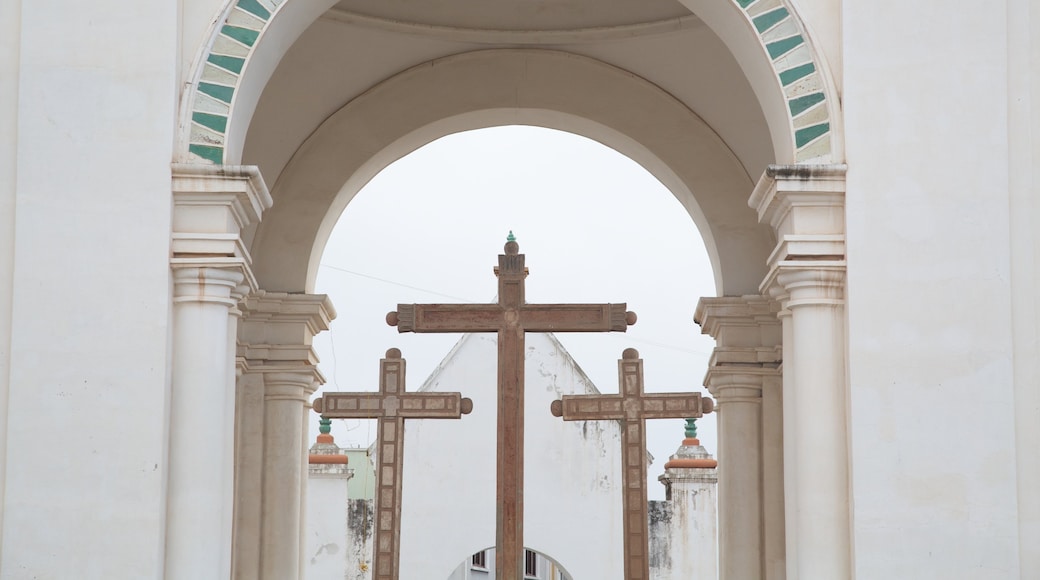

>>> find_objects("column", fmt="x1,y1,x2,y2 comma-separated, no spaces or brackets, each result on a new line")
750,164,850,580
761,372,786,580
238,291,336,580
696,297,781,580
770,287,798,580
167,165,271,580
262,371,317,580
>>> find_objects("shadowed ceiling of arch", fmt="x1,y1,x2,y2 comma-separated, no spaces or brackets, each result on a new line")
332,0,694,31
243,5,771,188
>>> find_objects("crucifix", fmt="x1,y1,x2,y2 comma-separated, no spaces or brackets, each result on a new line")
311,348,473,580
550,347,715,580
385,233,636,580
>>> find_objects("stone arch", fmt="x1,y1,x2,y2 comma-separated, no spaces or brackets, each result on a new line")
177,0,840,166
246,49,772,297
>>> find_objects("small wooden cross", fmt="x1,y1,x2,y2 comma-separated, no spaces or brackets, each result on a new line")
312,348,473,580
550,347,714,580
386,234,636,580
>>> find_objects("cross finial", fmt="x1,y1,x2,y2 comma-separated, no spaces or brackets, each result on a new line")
684,418,698,439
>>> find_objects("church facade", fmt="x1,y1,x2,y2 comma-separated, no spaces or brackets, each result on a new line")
1,1,1038,579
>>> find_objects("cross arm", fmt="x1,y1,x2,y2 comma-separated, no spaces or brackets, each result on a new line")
549,393,714,421
312,393,387,418
519,303,636,332
387,304,503,333
395,392,474,418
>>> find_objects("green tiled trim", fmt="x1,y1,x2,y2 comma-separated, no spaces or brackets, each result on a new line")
735,0,833,162
188,0,288,165
789,92,825,117
198,82,234,104
207,54,246,74
766,35,804,59
753,8,789,33
779,62,816,86
237,0,271,19
189,144,225,165
220,25,259,47
192,112,229,133
795,123,830,148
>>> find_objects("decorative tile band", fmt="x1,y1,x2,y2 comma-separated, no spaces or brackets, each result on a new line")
187,0,833,165
187,0,287,165
736,0,833,162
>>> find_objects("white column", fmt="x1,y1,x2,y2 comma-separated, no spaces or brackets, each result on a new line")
658,422,718,580
238,292,335,580
777,267,849,580
168,165,271,580
166,267,242,580
761,373,786,580
709,372,763,580
232,368,265,580
750,164,850,580
696,296,781,580
261,371,317,580
770,287,798,580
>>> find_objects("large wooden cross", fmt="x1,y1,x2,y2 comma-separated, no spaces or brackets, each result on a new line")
312,348,473,580
385,235,636,580
549,347,715,580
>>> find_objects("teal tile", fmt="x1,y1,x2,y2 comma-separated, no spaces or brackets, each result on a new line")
795,123,829,148
789,92,825,116
767,34,804,59
207,54,245,74
198,82,234,104
192,112,228,133
779,62,816,86
236,0,271,20
189,144,224,164
753,8,789,33
737,0,757,8
221,25,259,47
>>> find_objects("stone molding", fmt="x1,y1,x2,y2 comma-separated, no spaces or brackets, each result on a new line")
171,266,245,307
171,164,272,292
749,164,847,304
238,291,336,368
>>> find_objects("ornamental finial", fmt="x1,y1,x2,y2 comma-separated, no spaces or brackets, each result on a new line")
506,230,516,242
319,416,332,435
684,418,697,439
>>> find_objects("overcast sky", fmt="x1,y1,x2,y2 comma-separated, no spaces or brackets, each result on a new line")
311,125,718,501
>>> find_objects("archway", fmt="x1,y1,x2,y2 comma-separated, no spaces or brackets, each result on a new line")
446,547,575,580
179,3,852,579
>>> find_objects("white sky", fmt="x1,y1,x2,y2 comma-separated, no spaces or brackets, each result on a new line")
312,125,718,501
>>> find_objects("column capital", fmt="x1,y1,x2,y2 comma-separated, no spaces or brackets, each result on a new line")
171,164,272,292
705,367,770,402
767,264,845,310
171,266,245,306
262,368,323,401
239,292,336,371
695,295,781,349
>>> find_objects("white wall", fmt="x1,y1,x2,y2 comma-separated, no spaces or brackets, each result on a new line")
399,332,624,579
843,1,1021,577
0,1,178,576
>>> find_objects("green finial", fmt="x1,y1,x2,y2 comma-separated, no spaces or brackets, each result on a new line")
684,418,698,439
319,416,332,435
506,230,516,242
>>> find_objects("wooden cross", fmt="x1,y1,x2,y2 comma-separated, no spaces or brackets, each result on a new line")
311,348,473,580
549,347,715,580
385,235,636,580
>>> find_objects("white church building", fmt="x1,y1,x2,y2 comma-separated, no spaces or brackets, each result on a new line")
2,1,1039,579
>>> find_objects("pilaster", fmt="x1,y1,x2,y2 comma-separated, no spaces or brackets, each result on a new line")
751,164,850,580
166,165,271,580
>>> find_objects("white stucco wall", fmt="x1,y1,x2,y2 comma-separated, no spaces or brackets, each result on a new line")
843,1,1023,577
0,2,179,577
398,332,624,579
